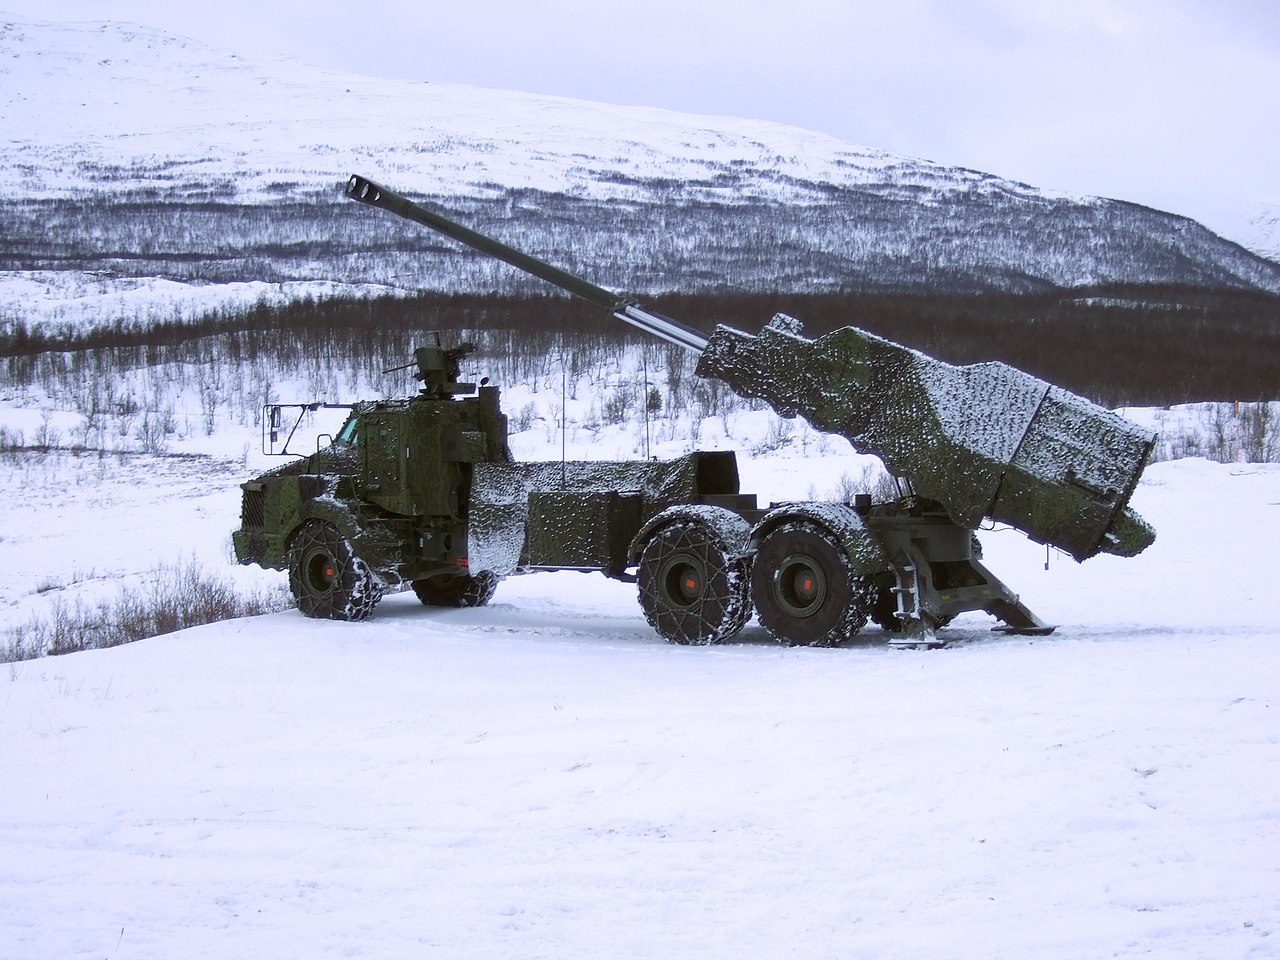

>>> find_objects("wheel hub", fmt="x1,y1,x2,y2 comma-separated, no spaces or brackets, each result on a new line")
661,554,705,608
773,553,827,617
304,549,337,594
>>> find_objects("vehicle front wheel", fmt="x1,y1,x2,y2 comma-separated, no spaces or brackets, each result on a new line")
751,521,875,646
637,521,751,645
288,520,384,621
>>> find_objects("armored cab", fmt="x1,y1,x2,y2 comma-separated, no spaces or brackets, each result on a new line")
233,340,515,617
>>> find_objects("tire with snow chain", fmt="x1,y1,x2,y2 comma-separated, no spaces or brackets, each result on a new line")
288,520,384,621
751,520,876,646
637,521,751,645
412,570,498,608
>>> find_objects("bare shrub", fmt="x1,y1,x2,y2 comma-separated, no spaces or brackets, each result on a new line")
134,411,169,455
510,401,539,433
751,416,794,455
830,463,897,502
1152,402,1280,464
33,412,60,452
0,425,23,456
2,560,292,663
1241,403,1280,462
602,383,633,425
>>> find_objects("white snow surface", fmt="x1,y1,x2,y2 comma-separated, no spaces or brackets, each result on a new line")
2,441,1278,958
0,270,393,334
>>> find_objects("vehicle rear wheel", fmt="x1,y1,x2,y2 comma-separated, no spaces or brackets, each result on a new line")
288,520,384,621
412,570,498,608
751,521,875,646
637,521,751,645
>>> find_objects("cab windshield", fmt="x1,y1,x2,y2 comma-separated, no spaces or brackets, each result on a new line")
335,415,360,446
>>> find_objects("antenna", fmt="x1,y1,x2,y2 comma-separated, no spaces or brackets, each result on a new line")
642,349,652,459
561,360,567,488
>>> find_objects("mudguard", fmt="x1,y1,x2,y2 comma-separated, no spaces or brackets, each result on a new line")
751,501,888,576
629,505,753,567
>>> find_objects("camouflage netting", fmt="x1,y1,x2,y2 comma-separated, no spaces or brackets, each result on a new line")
469,453,738,574
697,314,1156,561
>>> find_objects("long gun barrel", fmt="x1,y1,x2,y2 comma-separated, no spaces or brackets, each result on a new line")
345,174,1156,562
346,175,707,354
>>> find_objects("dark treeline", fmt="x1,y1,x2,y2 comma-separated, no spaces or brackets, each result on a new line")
4,285,1278,407
661,285,1280,406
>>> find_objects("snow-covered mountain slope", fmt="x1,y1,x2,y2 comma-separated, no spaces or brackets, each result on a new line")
0,14,920,203
2,13,1279,296
1245,200,1280,261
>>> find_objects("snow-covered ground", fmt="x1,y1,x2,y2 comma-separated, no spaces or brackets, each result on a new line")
1,272,1276,957
1,400,1277,957
0,271,393,340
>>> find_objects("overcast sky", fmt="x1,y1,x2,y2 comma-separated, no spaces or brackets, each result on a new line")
7,0,1278,246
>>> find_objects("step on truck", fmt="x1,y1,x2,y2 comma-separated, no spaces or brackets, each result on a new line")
232,174,1156,647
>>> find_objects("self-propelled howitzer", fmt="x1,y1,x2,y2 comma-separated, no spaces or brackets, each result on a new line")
230,175,1154,646
345,174,1155,565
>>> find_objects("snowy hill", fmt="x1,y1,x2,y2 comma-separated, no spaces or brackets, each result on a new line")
1247,201,1280,261
3,12,1280,299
